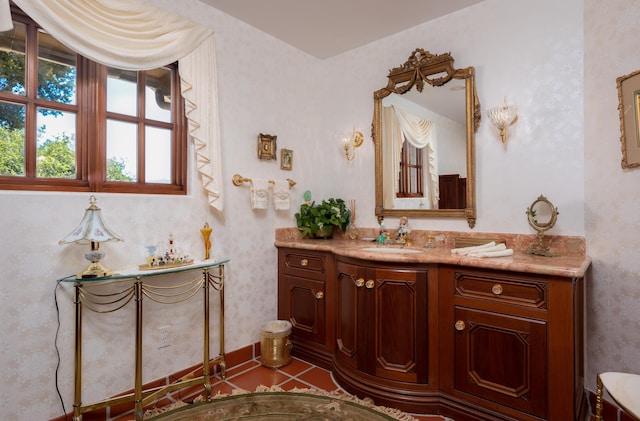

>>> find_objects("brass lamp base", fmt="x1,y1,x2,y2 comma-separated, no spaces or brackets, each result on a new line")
77,261,113,279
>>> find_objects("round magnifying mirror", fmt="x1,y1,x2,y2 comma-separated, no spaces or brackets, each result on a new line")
526,195,558,256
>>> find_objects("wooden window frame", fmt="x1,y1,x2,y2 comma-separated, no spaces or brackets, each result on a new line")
0,5,187,194
397,141,424,198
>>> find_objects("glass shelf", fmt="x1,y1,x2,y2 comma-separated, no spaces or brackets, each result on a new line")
61,258,230,283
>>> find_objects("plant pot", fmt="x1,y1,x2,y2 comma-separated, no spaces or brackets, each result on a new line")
313,226,334,239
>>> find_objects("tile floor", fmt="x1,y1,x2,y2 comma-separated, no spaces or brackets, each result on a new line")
71,355,619,420
114,356,447,420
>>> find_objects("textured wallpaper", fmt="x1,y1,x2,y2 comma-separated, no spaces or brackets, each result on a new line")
3,0,636,419
584,0,640,390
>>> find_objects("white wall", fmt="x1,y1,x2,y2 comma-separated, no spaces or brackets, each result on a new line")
5,0,638,418
584,0,640,391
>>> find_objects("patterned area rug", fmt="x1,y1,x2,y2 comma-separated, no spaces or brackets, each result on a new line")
146,385,420,420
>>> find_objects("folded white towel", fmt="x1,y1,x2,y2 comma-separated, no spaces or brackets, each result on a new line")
250,179,269,209
468,249,514,258
272,180,290,211
451,241,497,255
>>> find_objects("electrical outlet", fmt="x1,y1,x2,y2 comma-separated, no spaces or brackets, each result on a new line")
158,326,170,349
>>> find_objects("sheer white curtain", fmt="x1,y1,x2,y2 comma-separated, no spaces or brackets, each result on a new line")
382,106,403,209
3,0,224,211
384,106,439,208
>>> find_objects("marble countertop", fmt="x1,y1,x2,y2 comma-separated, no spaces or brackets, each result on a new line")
275,230,591,278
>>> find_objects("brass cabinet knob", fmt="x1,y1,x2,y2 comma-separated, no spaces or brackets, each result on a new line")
315,290,324,300
300,258,308,266
455,320,466,331
365,280,375,289
492,284,503,295
355,278,365,287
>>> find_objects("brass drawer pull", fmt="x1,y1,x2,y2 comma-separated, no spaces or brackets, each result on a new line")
365,280,375,289
300,258,308,266
355,278,365,287
315,291,324,300
455,320,466,331
492,284,503,295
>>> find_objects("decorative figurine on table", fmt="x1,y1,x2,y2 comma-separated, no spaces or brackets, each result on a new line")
139,233,193,270
200,222,213,260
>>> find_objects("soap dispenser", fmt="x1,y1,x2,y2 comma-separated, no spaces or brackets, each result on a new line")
378,221,388,244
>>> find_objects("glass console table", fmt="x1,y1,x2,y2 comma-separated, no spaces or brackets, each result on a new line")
61,258,229,421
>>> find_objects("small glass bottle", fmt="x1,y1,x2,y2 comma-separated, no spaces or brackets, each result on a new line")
346,221,359,240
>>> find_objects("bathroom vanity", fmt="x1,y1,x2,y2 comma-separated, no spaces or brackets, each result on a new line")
276,232,591,421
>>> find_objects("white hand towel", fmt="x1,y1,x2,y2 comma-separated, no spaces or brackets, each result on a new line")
273,180,290,210
250,179,269,209
451,241,496,255
468,249,514,258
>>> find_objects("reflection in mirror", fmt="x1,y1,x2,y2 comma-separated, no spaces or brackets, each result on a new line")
373,49,480,228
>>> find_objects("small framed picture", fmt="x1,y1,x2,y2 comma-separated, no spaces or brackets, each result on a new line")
281,149,293,170
258,133,277,160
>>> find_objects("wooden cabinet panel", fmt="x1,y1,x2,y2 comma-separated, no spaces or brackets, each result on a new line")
277,248,334,368
335,260,428,383
453,306,548,418
281,274,325,345
371,268,428,383
454,271,548,309
282,251,327,280
335,262,363,370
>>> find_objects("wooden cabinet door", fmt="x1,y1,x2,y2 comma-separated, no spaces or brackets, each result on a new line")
336,261,429,384
279,274,325,345
335,261,366,371
453,306,548,419
278,248,334,367
368,267,428,383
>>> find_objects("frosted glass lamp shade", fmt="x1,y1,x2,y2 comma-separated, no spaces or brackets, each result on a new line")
59,195,123,278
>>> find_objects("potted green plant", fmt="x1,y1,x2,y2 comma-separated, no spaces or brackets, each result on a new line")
295,198,351,238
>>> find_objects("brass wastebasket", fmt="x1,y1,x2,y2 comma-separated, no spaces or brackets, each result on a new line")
260,320,292,368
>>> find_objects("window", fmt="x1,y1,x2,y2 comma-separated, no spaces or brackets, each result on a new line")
0,6,187,194
397,141,423,197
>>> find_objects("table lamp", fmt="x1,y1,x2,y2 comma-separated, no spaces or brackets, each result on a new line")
59,195,124,278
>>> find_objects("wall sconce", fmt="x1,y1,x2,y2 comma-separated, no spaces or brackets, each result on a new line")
486,99,519,144
343,128,364,161
59,195,124,278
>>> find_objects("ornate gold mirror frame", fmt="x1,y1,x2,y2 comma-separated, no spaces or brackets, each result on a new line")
373,49,481,228
617,69,640,168
526,195,558,257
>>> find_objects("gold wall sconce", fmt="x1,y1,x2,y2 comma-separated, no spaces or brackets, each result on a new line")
487,99,519,144
343,128,364,161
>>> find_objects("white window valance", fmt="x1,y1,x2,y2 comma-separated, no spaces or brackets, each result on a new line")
2,0,224,211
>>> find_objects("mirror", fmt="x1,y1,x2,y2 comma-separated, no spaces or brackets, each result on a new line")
526,195,558,256
373,49,480,228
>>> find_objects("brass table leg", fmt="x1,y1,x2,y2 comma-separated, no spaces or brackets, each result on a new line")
134,278,143,420
219,265,226,379
73,284,83,421
595,374,603,421
203,269,211,399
